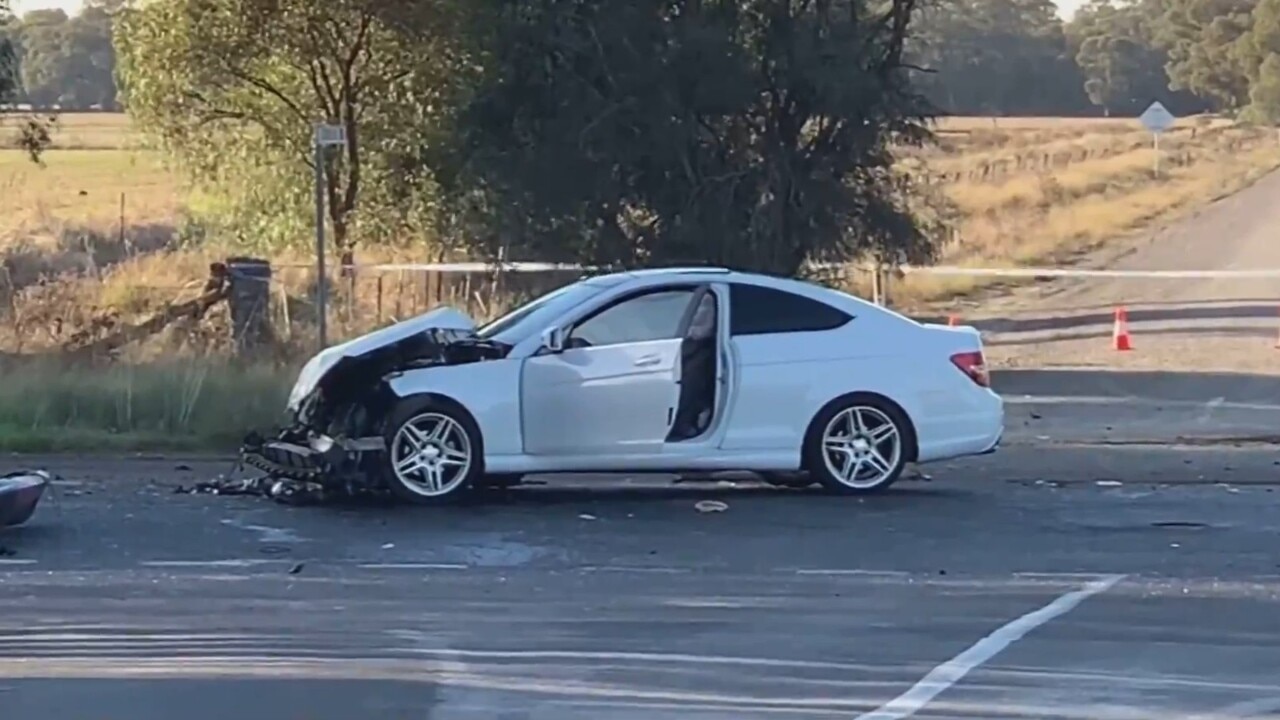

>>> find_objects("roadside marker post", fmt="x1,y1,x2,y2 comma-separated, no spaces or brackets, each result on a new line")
1139,101,1176,178
313,122,347,351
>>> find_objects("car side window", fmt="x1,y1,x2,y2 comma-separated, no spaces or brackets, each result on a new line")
728,283,853,336
569,288,697,348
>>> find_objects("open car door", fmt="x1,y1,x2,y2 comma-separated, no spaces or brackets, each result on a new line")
521,285,704,456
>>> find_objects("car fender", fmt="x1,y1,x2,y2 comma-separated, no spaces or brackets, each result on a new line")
384,358,525,458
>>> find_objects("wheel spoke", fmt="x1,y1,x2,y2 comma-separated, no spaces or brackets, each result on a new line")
427,419,452,443
865,449,892,476
401,425,428,451
441,445,468,461
869,424,897,445
396,455,424,475
851,408,867,434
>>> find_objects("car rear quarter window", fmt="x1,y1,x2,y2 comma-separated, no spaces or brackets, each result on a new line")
728,283,853,336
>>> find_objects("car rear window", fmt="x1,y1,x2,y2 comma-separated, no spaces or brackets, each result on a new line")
728,283,853,336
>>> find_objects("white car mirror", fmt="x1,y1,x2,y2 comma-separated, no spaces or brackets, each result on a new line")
540,326,567,353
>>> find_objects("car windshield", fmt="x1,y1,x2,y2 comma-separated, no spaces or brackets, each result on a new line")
474,279,606,344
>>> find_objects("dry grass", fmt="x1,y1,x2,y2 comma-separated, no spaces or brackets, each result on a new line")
1,111,1279,449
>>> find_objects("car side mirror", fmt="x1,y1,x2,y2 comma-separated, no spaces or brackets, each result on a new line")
540,326,567,354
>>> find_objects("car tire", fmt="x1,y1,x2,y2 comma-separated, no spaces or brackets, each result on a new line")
380,395,484,505
803,394,911,495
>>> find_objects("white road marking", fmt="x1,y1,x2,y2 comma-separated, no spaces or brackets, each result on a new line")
579,565,690,574
1004,395,1280,412
796,569,910,578
0,559,36,566
1192,696,1280,719
854,574,1126,720
357,563,468,570
140,560,283,568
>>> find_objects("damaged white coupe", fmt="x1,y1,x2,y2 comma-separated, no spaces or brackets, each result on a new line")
241,267,1004,504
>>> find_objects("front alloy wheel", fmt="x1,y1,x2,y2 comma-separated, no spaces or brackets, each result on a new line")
382,399,482,504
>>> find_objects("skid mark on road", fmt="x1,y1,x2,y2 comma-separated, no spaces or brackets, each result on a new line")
854,574,1127,720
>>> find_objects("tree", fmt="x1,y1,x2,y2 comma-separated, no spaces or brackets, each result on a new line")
1244,51,1280,121
1069,0,1207,116
0,0,52,161
115,0,465,263
908,0,1087,116
1152,0,1255,111
435,0,937,277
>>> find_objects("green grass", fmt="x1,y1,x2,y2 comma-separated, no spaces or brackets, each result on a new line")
0,359,295,452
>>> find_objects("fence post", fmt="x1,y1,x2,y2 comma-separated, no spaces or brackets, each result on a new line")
225,257,274,355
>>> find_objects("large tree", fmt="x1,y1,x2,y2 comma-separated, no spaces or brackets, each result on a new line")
434,0,937,276
1069,0,1208,116
909,0,1087,116
1152,0,1255,111
115,0,466,262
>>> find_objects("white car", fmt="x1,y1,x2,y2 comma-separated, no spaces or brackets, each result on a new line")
243,267,1003,503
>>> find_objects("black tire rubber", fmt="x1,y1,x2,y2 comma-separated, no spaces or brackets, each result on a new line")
380,395,484,505
803,394,910,495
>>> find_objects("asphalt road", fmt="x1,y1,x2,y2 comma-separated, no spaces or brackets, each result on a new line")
9,169,1280,718
3,441,1280,720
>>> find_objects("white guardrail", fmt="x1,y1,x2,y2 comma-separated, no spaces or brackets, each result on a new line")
257,261,1280,279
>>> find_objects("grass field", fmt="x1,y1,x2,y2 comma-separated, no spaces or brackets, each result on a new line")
1,111,1279,451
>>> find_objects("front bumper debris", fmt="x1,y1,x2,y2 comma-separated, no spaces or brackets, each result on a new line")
237,430,389,504
0,471,51,528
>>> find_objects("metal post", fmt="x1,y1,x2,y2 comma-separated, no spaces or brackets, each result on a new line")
311,122,347,351
1153,132,1160,178
314,138,327,351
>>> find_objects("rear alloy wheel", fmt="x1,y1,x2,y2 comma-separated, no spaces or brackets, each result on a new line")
806,398,908,494
382,399,482,505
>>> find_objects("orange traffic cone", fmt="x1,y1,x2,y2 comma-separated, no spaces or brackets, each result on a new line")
1112,307,1132,351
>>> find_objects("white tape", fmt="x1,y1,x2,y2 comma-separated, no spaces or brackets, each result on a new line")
251,261,1280,279
895,265,1280,279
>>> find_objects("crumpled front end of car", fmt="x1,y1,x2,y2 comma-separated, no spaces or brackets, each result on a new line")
238,312,508,497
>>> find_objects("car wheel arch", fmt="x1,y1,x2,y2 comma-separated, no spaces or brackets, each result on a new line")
803,391,919,464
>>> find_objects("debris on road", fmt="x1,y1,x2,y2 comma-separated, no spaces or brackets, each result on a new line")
695,500,729,513
1095,480,1124,487
0,471,51,528
578,513,598,521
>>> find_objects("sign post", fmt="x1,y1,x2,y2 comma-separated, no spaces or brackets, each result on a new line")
1138,101,1176,177
313,122,347,351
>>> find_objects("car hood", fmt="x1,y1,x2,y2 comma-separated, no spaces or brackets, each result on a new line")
287,306,477,410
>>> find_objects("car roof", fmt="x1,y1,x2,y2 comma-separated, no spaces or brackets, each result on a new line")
578,265,886,317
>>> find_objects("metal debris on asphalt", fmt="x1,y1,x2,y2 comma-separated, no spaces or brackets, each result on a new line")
578,513,598,521
0,471,52,528
695,500,729,513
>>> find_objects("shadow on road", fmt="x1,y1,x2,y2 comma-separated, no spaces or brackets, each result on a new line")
992,367,1280,404
914,302,1280,336
984,324,1275,347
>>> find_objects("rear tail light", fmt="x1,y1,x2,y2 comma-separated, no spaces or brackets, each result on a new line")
950,351,990,388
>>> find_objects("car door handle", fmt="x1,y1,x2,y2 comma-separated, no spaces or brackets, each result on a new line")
634,354,662,367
